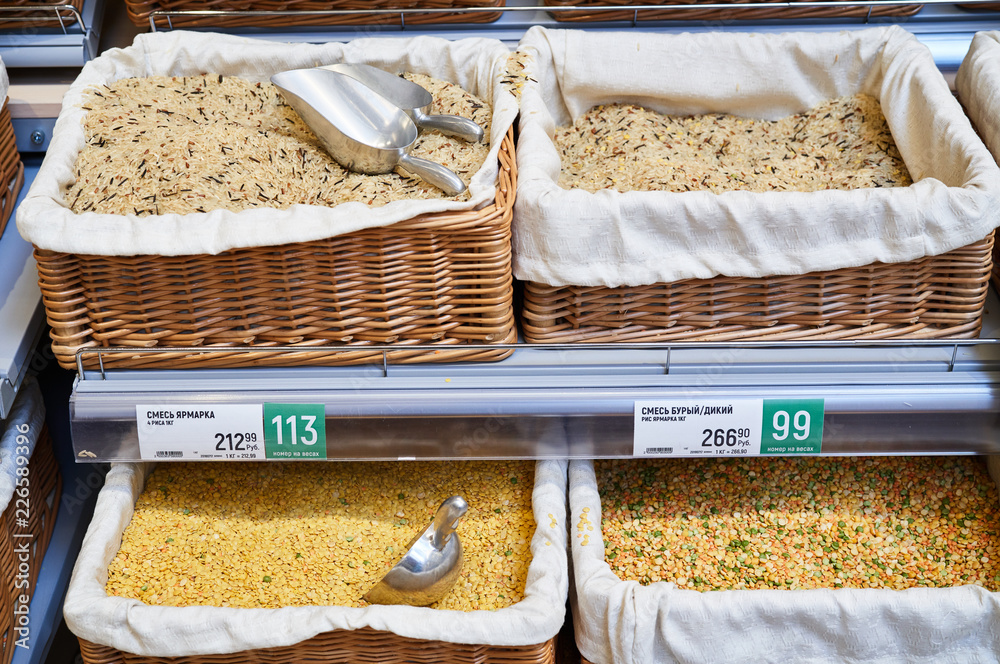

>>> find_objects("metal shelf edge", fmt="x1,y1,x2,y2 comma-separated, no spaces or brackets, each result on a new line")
0,158,43,420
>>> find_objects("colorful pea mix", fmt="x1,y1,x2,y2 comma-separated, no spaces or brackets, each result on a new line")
593,457,1000,591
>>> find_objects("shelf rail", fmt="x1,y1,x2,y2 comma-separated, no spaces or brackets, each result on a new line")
0,3,86,33
69,337,1000,459
76,337,1000,380
147,0,1000,30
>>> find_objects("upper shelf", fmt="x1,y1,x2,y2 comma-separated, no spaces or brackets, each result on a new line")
0,0,104,67
68,289,1000,461
138,0,1000,68
12,8,1000,455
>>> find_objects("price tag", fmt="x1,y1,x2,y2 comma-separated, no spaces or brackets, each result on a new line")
634,398,824,457
760,399,824,455
136,404,265,460
263,403,327,459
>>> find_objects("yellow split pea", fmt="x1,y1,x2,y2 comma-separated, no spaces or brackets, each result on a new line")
106,461,535,610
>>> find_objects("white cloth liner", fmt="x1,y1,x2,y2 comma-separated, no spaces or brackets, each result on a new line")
0,55,8,106
63,460,568,657
16,31,518,257
957,32,1000,170
0,377,45,513
513,26,1000,289
569,458,1000,664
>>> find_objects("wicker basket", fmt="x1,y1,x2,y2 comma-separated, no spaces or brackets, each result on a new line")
520,233,994,343
0,425,61,664
542,0,921,21
131,0,504,29
993,238,1000,295
34,127,516,371
568,458,1000,664
0,97,23,240
79,632,556,664
67,459,567,664
0,0,82,29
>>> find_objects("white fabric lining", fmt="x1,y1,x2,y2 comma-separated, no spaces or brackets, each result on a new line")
569,458,1000,664
63,460,568,656
16,31,517,257
512,26,1000,289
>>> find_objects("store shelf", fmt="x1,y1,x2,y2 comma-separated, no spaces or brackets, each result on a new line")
4,3,993,135
0,156,42,420
142,0,1000,69
9,75,69,153
67,288,1000,461
11,458,100,664
8,7,997,461
0,0,104,67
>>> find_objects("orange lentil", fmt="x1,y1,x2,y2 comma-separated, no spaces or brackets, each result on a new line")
596,456,1000,591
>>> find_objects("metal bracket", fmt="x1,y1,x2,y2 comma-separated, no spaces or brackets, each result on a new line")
0,3,86,33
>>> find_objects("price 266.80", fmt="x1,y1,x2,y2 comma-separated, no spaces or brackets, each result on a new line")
701,428,752,448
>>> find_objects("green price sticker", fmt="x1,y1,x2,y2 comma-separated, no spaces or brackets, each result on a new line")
760,399,824,455
263,403,327,459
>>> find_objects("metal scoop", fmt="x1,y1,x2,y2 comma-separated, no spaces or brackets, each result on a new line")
320,63,485,144
270,68,467,196
364,495,469,606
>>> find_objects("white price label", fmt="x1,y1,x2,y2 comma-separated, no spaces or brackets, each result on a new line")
136,404,265,460
635,400,763,457
634,399,825,457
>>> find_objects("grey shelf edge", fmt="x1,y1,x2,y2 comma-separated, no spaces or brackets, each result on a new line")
0,0,104,68
144,0,1000,69
0,157,43,421
69,292,1000,460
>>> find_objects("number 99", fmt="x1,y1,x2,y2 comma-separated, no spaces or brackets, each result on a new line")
772,409,810,441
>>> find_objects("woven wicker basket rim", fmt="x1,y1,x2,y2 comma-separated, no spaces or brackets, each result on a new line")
542,0,921,18
520,233,993,343
78,633,556,663
36,128,516,371
0,0,83,27
130,0,505,26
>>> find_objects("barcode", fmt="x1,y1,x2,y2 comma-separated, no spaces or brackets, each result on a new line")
155,450,184,458
644,447,674,454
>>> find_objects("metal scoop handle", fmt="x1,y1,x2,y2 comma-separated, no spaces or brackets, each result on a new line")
430,495,468,550
319,63,485,144
413,110,485,143
362,495,468,606
398,153,467,197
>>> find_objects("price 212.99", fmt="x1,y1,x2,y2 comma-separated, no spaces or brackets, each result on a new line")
214,432,260,452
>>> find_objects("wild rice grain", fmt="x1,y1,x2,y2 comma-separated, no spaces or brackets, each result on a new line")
556,94,911,194
68,73,492,215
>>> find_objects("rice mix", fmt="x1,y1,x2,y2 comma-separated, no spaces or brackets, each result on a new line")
502,50,534,100
556,93,912,194
67,73,492,215
105,461,535,610
590,456,1000,591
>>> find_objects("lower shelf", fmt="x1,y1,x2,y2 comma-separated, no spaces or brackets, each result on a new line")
11,459,100,664
13,365,102,664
